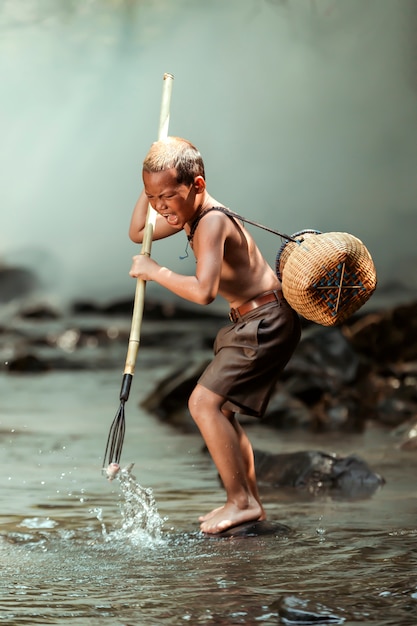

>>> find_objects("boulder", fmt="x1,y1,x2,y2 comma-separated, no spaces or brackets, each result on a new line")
343,300,417,363
273,595,344,624
253,449,384,498
141,358,210,432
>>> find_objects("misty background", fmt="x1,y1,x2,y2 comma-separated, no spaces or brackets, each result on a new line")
1,0,417,313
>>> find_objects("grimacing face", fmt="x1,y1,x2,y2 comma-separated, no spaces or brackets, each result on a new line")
143,168,204,228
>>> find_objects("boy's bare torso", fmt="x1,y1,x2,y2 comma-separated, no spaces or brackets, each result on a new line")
129,169,281,311
187,209,282,309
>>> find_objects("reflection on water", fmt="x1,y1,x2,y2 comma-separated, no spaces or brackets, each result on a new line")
1,369,417,625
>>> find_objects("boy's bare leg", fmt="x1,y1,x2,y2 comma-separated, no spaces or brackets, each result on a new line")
189,384,265,534
199,410,265,522
231,413,265,514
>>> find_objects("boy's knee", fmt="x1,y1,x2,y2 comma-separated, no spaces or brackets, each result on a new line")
188,387,204,418
188,385,219,420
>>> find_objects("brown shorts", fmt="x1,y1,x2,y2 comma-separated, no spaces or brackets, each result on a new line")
198,296,301,417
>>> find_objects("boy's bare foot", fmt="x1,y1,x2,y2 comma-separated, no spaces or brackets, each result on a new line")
199,506,223,523
200,500,264,534
199,504,266,523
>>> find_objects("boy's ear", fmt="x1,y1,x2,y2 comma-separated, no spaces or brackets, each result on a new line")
194,176,206,193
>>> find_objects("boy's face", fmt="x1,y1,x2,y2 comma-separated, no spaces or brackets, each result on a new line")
143,168,203,229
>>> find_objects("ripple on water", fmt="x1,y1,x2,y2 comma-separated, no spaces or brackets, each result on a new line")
2,371,417,624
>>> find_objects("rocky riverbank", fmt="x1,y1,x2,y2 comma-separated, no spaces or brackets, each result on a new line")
2,266,417,451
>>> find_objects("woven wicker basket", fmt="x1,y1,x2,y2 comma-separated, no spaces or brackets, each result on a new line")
275,230,377,326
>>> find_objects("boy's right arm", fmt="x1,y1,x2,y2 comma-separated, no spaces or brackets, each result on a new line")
128,189,179,243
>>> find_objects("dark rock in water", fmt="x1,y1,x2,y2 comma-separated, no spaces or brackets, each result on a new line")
401,435,417,451
19,302,61,320
273,595,344,624
274,326,369,431
141,358,211,432
7,353,50,373
288,326,361,386
393,419,417,451
204,519,292,539
264,386,367,432
253,449,384,498
72,296,223,321
0,267,38,302
376,394,417,427
261,389,312,429
343,300,417,363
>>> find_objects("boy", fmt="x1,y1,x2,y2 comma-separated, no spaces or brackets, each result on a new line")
129,137,301,534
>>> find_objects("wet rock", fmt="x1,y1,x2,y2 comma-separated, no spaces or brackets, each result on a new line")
342,300,417,363
392,419,417,451
261,390,312,429
7,354,109,372
19,302,61,320
253,449,384,498
288,326,361,386
72,296,223,321
141,358,211,432
205,519,292,538
7,353,50,373
273,326,370,431
266,386,368,432
273,595,345,624
376,394,417,427
401,436,417,451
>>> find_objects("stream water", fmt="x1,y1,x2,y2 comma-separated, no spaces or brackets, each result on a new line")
2,1,416,622
1,359,416,625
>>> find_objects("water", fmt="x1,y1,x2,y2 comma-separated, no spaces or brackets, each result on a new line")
1,364,417,625
1,1,416,620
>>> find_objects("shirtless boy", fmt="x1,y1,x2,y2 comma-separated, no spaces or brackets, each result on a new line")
129,137,301,534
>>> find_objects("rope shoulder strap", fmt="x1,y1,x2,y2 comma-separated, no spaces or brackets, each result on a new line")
187,206,297,244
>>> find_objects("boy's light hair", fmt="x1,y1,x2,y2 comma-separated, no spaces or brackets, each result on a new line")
143,136,205,185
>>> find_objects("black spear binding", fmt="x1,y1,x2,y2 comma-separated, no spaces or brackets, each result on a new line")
103,373,132,466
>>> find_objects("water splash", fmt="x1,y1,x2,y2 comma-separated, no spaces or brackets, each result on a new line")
110,464,167,546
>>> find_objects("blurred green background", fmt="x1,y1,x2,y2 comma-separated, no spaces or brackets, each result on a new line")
1,0,416,309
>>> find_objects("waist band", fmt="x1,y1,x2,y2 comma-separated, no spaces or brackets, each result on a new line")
229,290,283,323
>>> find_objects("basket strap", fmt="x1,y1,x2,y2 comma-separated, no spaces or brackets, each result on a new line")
189,206,299,243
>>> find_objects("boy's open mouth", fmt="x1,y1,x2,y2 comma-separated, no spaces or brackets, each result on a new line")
165,214,179,225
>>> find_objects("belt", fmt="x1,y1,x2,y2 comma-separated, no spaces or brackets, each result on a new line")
229,290,283,323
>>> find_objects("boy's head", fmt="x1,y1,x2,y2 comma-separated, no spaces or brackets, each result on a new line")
143,137,205,186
